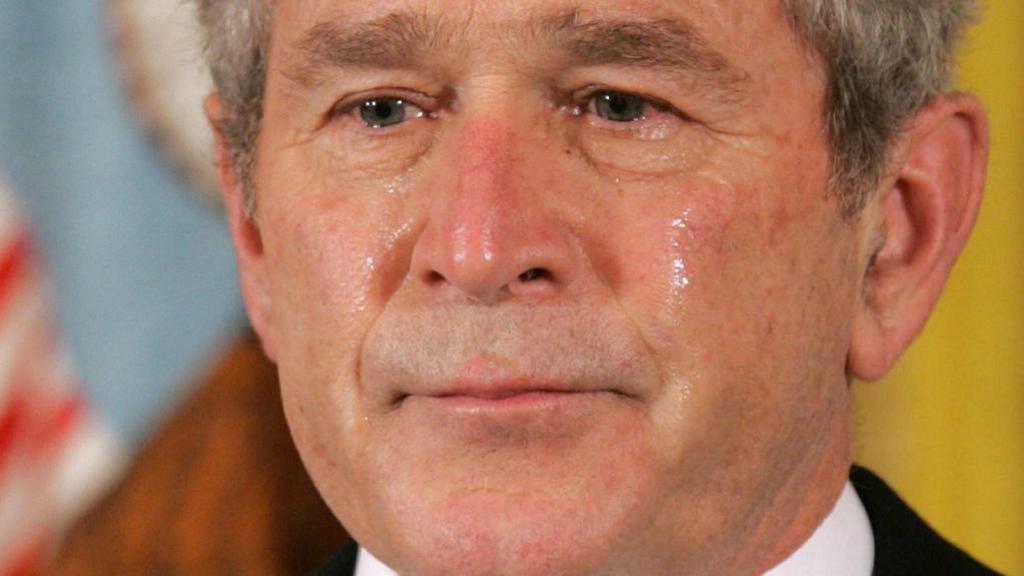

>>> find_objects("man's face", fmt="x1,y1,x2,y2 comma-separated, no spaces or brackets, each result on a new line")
245,1,868,574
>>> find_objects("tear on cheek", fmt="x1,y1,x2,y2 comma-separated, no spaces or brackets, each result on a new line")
651,178,743,322
673,178,740,250
668,215,693,295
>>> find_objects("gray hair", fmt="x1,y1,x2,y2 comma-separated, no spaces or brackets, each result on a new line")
196,0,270,211
197,0,978,217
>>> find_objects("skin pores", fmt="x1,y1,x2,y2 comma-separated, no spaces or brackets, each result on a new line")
234,1,869,574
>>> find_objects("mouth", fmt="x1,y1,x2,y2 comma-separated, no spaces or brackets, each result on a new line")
392,380,632,414
436,381,591,400
421,390,599,411
384,353,642,417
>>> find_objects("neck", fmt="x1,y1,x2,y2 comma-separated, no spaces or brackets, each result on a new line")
743,406,855,575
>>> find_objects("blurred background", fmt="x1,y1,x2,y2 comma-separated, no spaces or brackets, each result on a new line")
0,1,242,445
855,2,1024,573
0,0,1020,574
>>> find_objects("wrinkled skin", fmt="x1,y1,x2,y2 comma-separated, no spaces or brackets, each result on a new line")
212,1,933,574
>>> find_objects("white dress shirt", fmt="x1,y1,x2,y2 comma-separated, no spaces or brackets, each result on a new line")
355,482,874,576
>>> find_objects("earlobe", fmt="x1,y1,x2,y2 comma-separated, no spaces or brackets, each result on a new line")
204,94,278,361
848,94,989,381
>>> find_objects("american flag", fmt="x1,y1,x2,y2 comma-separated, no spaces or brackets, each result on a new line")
0,176,122,576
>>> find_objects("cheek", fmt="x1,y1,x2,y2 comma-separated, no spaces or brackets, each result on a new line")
257,155,416,347
611,161,854,361
610,176,740,349
257,170,418,420
258,186,422,524
266,201,376,334
609,170,858,455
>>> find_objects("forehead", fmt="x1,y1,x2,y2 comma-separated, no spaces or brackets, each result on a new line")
266,0,825,159
272,0,808,77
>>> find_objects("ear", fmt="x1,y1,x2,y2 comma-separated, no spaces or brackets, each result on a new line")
204,94,278,361
848,93,989,381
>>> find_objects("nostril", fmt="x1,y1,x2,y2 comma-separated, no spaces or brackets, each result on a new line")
518,268,551,283
426,271,446,285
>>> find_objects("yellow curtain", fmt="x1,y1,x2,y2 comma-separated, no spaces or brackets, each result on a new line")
854,2,1024,574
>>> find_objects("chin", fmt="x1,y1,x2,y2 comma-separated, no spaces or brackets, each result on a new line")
378,492,633,576
339,402,664,576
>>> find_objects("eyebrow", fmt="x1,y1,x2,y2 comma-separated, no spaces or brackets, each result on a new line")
285,11,451,84
283,8,748,93
547,9,747,89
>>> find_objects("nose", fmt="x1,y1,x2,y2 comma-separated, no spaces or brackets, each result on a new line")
409,118,577,305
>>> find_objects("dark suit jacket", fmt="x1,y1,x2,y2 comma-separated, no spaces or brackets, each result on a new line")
316,466,1001,576
850,466,999,576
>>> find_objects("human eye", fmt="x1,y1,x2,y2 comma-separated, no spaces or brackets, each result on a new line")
588,91,650,123
574,88,682,127
329,92,436,131
570,88,691,144
357,97,425,128
318,91,439,174
568,87,710,177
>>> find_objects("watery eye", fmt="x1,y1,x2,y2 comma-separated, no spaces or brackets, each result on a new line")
592,91,648,122
358,98,422,128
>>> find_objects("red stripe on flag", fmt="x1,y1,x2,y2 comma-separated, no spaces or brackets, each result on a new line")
0,394,27,475
34,395,84,454
3,531,48,576
0,231,33,315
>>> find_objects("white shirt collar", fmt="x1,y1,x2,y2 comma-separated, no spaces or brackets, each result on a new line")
354,546,396,576
355,482,874,576
764,481,874,576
